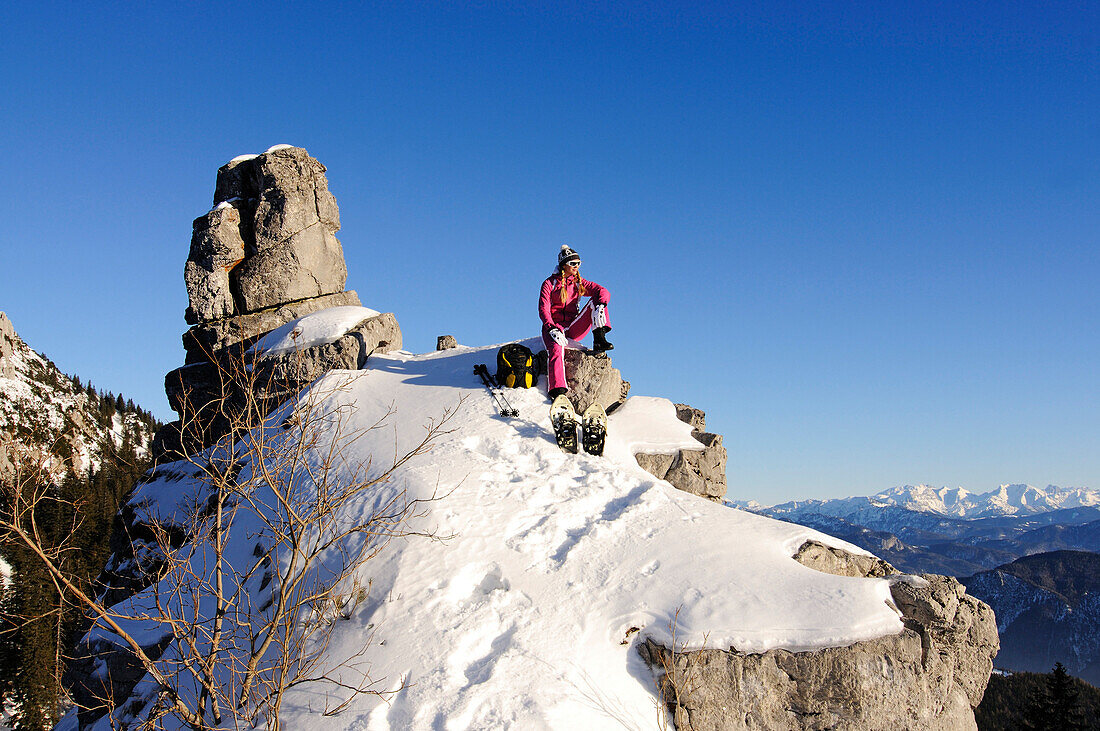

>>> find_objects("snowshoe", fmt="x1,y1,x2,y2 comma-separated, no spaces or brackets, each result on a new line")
581,403,607,456
550,394,579,454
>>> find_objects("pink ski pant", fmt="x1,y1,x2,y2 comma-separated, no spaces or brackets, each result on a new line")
541,299,611,393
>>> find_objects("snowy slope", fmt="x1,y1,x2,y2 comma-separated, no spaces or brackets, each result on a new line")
72,342,906,730
0,314,156,480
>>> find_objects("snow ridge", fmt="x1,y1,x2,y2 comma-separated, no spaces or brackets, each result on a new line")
74,342,907,730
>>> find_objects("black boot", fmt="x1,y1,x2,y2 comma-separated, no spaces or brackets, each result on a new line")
592,327,614,353
549,387,568,400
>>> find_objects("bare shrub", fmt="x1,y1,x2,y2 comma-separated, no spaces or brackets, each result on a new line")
3,345,458,729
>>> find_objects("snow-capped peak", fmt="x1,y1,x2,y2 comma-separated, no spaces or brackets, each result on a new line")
759,482,1100,520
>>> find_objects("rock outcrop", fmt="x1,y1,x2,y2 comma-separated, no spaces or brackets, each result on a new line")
636,404,728,501
561,348,628,413
640,543,998,730
159,146,402,458
0,311,18,380
184,146,347,326
542,348,728,501
0,312,159,486
792,539,897,579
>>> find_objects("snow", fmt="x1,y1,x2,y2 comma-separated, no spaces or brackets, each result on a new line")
1,325,156,481
603,396,703,458
225,145,295,167
758,482,1100,520
247,306,382,357
287,345,903,728
67,342,908,730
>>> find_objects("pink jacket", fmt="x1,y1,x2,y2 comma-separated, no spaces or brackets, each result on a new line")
539,274,609,331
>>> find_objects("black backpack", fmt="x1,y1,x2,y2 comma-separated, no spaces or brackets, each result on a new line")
496,343,538,388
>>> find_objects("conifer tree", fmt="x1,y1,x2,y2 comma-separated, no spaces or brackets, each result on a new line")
1047,662,1086,730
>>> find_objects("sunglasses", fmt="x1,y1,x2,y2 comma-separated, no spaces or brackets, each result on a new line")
564,260,581,267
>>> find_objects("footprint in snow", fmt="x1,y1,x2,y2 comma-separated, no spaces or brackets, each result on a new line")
462,625,517,688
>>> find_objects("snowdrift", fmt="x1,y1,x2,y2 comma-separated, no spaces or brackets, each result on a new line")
279,344,904,727
69,342,906,729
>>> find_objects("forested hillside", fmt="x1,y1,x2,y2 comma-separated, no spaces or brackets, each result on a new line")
0,312,160,729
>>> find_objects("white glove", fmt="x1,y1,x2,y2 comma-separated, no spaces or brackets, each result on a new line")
593,304,608,329
549,328,568,347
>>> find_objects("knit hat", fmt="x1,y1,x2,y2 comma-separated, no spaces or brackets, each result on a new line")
557,245,581,268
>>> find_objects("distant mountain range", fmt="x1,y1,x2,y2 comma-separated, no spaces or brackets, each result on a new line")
739,485,1100,684
749,483,1100,521
738,484,1100,576
963,551,1100,685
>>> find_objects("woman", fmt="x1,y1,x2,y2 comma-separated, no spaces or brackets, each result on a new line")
538,245,613,399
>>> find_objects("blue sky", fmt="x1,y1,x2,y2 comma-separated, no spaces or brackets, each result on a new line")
2,2,1097,503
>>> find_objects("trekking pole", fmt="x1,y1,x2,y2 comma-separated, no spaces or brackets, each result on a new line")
474,364,519,417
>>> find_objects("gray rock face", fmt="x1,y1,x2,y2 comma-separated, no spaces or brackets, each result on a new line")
437,335,457,351
235,223,347,312
636,404,728,501
160,313,402,461
183,290,362,364
0,311,16,379
183,146,348,325
163,147,399,457
184,204,247,324
255,311,402,386
792,539,897,579
562,349,627,413
889,574,1000,709
640,546,999,731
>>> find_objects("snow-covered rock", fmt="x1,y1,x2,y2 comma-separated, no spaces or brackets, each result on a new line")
72,343,996,730
758,482,1100,521
247,305,381,357
642,572,997,731
170,148,388,455
0,311,156,484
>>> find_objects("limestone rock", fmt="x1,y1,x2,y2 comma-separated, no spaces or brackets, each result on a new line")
234,224,347,312
185,146,348,323
160,313,401,460
183,290,362,364
890,574,1000,708
562,349,627,413
213,147,340,234
640,551,999,731
793,539,897,579
0,311,16,379
249,147,340,242
184,203,247,324
256,312,403,384
675,403,707,431
663,432,727,500
0,436,13,486
636,404,728,501
166,147,386,456
635,452,676,480
437,335,457,350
